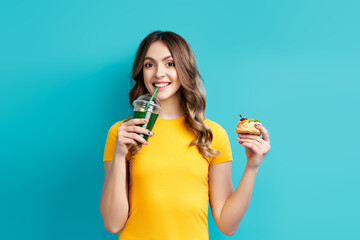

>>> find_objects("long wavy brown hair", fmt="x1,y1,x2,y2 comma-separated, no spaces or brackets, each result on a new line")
127,31,220,161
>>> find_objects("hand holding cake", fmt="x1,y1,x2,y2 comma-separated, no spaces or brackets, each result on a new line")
235,114,271,169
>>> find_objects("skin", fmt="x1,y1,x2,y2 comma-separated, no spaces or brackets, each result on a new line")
209,125,270,235
100,40,271,235
143,41,183,120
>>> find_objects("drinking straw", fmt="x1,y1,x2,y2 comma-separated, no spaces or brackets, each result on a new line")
145,86,159,111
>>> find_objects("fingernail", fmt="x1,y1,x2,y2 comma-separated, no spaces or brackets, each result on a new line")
145,119,149,123
255,124,260,127
240,142,243,144
148,131,151,135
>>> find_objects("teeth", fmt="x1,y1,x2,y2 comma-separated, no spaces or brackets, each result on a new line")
155,83,170,87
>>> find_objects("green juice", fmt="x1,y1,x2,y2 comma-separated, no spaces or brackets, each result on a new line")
133,110,159,141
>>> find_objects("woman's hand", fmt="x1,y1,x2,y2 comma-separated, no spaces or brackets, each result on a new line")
236,124,271,169
115,118,154,157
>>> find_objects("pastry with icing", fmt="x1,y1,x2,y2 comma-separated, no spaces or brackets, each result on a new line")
235,115,261,135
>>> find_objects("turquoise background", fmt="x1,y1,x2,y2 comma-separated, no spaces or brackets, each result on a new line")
1,0,359,239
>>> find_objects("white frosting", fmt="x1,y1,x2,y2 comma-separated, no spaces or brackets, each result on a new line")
243,121,261,125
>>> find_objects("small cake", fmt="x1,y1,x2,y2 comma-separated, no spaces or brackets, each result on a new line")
235,115,261,135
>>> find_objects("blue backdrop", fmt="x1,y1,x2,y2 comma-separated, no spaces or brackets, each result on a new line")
1,0,359,239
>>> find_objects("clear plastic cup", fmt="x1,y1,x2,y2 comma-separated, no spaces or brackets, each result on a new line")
132,94,161,141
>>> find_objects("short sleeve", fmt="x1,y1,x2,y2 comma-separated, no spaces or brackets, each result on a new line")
208,121,233,165
103,121,122,162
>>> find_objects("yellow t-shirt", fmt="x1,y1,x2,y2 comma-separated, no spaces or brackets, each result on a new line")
103,116,232,240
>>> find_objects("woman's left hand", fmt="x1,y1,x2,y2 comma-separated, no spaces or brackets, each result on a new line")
236,124,271,169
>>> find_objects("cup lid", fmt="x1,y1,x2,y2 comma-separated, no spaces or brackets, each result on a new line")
132,94,161,109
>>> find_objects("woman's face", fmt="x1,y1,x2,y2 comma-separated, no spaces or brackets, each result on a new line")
143,41,181,102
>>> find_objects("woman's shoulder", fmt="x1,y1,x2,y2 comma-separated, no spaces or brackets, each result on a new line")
204,118,227,135
204,118,231,150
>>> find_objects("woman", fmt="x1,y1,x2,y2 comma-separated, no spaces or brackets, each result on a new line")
100,31,271,239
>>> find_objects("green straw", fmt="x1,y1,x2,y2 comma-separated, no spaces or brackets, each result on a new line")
145,86,159,111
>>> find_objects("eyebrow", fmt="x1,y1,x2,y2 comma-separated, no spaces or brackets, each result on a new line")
144,55,173,61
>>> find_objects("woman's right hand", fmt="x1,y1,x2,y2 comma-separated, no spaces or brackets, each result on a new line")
115,118,153,157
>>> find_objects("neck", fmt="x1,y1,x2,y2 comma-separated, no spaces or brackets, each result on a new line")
158,92,184,119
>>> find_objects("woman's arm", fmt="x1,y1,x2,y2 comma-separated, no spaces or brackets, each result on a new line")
209,124,270,235
100,118,151,233
209,163,258,236
99,153,129,233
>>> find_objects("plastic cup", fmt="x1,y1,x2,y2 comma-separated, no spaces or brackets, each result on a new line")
132,94,161,141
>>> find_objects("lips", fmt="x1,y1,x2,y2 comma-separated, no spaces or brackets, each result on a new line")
153,82,171,88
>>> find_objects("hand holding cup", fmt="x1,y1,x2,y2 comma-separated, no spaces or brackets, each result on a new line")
115,118,154,157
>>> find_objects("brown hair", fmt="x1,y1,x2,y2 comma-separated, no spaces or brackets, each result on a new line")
128,31,220,161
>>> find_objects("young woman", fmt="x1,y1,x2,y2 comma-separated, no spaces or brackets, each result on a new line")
100,31,271,239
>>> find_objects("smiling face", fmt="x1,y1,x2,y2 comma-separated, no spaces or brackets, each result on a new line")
143,41,181,103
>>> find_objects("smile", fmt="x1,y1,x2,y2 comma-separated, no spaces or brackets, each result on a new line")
153,82,171,88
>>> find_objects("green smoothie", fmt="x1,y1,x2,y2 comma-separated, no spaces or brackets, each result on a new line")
133,110,159,141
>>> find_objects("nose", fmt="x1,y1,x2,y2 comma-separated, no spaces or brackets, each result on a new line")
155,65,165,78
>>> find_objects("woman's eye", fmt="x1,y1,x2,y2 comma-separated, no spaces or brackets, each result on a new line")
144,63,153,68
167,62,175,67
